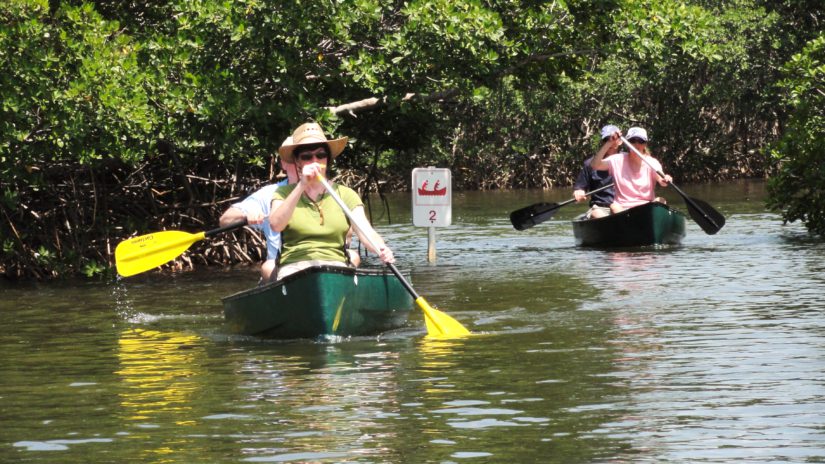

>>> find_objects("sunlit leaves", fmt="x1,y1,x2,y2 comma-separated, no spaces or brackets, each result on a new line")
2,0,825,279
1,2,157,168
767,34,825,236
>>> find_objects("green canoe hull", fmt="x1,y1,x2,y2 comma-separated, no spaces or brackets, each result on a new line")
572,202,686,247
222,266,414,339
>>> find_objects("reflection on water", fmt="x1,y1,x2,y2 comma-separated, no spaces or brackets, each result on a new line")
417,338,463,369
415,338,466,395
2,180,825,462
228,343,405,462
116,329,207,462
116,329,205,421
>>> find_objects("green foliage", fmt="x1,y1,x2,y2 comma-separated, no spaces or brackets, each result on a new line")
348,0,506,92
34,245,54,265
81,260,106,278
767,34,825,236
1,1,156,170
0,0,823,278
601,0,785,179
435,0,791,188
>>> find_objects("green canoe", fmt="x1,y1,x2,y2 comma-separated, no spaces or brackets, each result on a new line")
222,265,414,339
572,201,686,247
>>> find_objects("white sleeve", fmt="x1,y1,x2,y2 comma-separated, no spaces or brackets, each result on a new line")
230,184,279,231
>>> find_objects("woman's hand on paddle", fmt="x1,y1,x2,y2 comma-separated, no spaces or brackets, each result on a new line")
659,174,673,187
573,189,587,202
378,245,395,264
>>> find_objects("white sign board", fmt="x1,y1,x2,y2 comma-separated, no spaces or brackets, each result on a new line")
412,168,452,227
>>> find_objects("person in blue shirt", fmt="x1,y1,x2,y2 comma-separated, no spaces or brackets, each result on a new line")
219,138,299,282
572,124,619,219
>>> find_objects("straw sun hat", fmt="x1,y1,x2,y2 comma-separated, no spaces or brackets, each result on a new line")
278,123,348,163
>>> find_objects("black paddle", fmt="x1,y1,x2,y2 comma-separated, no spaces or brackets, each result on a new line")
621,136,725,235
510,183,615,231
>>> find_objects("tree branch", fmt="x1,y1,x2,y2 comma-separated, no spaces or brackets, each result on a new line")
327,89,459,116
327,49,596,117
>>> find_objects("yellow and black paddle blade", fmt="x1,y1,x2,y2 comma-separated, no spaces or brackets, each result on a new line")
115,220,247,277
417,297,471,339
115,230,206,277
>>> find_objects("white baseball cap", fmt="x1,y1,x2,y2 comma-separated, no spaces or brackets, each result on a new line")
600,125,620,140
626,127,648,142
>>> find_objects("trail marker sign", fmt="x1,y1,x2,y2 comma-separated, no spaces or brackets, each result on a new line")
412,168,452,227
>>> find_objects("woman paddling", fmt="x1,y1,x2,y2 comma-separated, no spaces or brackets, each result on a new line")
590,126,672,214
268,122,395,280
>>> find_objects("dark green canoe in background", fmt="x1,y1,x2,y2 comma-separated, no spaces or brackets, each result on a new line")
572,201,686,247
222,265,414,339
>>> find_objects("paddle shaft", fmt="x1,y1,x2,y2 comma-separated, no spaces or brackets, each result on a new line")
544,183,615,212
316,175,422,299
620,136,723,231
206,220,248,237
316,173,470,338
510,183,615,230
565,182,615,208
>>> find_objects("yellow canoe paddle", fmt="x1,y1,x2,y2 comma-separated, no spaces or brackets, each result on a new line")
115,220,247,277
316,173,471,339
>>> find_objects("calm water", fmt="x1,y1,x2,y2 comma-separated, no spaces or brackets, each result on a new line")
2,180,825,463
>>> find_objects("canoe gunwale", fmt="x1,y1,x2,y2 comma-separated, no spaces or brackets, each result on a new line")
570,201,684,224
222,265,404,303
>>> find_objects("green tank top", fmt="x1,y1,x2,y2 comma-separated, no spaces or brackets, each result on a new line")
273,183,363,265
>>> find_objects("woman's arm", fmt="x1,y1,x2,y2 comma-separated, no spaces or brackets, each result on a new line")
349,206,395,263
268,184,305,232
649,156,672,186
220,206,250,227
590,133,619,171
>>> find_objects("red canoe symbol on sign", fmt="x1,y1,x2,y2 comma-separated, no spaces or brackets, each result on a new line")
418,180,447,196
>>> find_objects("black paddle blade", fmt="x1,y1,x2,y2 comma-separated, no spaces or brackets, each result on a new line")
510,202,561,231
685,197,725,235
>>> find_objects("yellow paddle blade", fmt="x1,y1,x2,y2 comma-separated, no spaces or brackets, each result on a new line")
416,297,471,339
115,230,206,277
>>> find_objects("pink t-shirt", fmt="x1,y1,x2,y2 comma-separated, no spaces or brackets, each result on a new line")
604,153,663,208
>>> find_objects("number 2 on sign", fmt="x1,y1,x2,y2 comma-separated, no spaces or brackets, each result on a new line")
429,210,437,223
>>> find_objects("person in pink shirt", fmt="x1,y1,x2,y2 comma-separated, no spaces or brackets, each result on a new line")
590,126,672,214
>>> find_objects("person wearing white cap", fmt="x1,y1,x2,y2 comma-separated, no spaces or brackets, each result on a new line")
268,122,394,280
573,124,620,219
220,136,300,282
590,126,672,214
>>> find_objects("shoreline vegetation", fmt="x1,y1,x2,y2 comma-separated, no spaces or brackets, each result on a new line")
1,1,822,280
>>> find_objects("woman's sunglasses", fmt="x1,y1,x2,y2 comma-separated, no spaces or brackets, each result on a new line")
627,138,647,144
296,149,329,162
